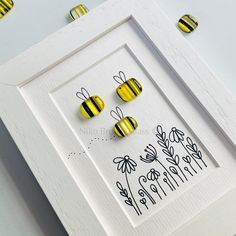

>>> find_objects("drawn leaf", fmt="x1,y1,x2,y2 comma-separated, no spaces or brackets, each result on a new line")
124,189,128,196
157,125,163,135
192,153,200,159
174,155,180,165
157,140,166,148
120,191,127,197
156,134,162,140
162,149,171,157
183,155,191,163
165,139,169,148
116,181,123,190
198,150,202,158
192,144,197,152
187,137,193,145
186,145,194,152
125,200,133,206
170,146,174,156
162,132,166,140
166,158,177,165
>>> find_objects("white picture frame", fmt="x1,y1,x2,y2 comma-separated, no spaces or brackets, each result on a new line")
0,0,236,235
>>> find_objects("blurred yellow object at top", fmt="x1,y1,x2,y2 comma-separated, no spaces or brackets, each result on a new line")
69,4,89,21
0,0,13,19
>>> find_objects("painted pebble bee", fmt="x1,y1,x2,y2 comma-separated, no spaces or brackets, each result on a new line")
178,14,198,33
76,88,104,119
113,71,143,102
0,0,14,19
69,4,89,21
110,106,138,137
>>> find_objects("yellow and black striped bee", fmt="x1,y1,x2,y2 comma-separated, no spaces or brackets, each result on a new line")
178,14,198,33
69,4,89,21
76,88,104,119
110,106,138,137
113,71,143,102
0,0,14,19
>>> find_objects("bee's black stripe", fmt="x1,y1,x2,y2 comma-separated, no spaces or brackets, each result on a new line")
187,15,198,26
82,101,94,118
90,97,101,112
133,79,142,91
0,6,6,14
115,124,125,137
179,19,194,31
0,3,8,11
126,117,135,129
125,81,137,96
1,2,10,10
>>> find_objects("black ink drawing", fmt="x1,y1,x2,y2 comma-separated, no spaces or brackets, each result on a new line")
182,155,197,174
113,155,142,216
169,127,207,170
138,175,156,205
140,144,178,188
147,169,166,197
113,124,208,217
156,125,188,182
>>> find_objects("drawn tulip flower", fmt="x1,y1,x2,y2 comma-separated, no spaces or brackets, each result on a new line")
113,155,141,216
169,127,184,143
147,169,166,196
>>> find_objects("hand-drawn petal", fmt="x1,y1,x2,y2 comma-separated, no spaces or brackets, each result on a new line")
169,131,174,142
177,129,184,135
122,162,126,173
126,163,131,174
117,161,124,171
129,158,137,167
113,157,123,163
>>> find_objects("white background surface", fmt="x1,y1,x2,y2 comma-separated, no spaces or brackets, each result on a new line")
0,0,236,235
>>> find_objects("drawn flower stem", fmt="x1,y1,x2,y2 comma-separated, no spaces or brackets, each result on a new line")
184,167,193,176
138,176,156,204
156,159,178,188
156,179,166,196
125,172,142,215
163,178,173,191
140,198,149,210
177,165,188,182
180,141,202,170
163,172,175,190
189,162,197,173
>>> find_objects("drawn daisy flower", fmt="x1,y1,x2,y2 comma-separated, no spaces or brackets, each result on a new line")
113,155,141,215
147,169,160,181
113,155,137,174
169,127,184,143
